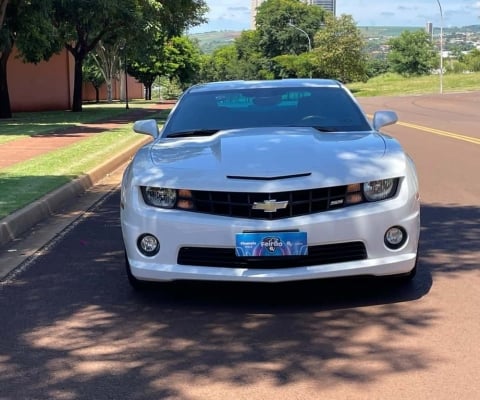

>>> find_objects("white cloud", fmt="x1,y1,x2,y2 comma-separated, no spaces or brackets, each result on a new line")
190,0,251,32
338,0,479,27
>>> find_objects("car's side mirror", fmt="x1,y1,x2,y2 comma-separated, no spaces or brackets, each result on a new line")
372,110,398,131
133,119,159,139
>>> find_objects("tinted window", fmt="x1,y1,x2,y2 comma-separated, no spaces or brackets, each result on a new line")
163,87,370,136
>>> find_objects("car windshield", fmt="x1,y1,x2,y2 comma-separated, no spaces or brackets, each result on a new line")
163,86,371,137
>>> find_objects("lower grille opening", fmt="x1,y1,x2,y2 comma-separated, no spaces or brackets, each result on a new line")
178,242,367,269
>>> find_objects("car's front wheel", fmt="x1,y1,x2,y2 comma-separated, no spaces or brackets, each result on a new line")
391,252,418,284
124,250,149,290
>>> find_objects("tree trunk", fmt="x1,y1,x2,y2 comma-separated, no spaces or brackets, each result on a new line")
95,86,100,103
120,73,125,101
148,83,154,100
106,79,113,103
0,45,12,119
72,57,84,112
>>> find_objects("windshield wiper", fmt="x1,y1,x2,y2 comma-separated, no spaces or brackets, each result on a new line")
167,129,219,138
312,126,336,132
286,124,336,132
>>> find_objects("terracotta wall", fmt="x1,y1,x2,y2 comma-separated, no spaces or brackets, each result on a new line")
8,48,73,112
83,74,144,103
8,47,144,112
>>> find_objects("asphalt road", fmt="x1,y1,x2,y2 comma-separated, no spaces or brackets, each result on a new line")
0,92,479,400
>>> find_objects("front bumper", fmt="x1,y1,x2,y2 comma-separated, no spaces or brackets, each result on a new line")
121,187,420,283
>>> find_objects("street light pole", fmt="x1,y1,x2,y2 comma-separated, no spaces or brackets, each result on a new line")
287,21,312,52
288,21,313,78
436,0,444,94
124,47,129,109
119,40,130,109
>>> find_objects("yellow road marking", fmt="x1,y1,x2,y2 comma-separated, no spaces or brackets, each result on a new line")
398,121,480,145
367,114,480,145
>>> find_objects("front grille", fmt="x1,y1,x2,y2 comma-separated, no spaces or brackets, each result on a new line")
189,186,349,220
177,242,367,269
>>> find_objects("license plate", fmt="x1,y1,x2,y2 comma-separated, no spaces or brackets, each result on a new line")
235,232,308,257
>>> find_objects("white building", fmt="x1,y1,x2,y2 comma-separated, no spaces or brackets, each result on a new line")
304,0,336,15
251,0,264,29
251,0,336,29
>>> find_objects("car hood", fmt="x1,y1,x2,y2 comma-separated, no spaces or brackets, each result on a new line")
132,128,407,190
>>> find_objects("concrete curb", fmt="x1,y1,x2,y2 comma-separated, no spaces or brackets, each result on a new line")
0,137,151,248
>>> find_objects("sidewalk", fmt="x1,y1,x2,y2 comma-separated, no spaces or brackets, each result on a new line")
0,102,174,247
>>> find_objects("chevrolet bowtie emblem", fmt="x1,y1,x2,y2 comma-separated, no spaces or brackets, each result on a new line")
252,199,289,213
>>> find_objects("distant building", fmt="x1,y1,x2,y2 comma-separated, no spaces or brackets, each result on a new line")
251,0,335,29
304,0,336,15
251,0,264,29
426,22,433,39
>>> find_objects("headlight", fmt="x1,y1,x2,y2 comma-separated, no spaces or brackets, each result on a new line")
142,187,177,208
363,178,398,202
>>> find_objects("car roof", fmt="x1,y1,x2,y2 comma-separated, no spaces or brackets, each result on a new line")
187,79,343,93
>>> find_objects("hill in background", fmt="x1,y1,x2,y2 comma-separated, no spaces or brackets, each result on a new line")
189,31,241,54
190,25,480,54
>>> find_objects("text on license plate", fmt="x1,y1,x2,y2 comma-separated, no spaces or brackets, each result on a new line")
235,232,308,257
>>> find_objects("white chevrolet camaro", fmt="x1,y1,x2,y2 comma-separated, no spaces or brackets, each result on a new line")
120,79,420,288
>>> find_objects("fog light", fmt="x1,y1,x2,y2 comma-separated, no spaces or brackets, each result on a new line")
384,226,407,249
137,234,160,256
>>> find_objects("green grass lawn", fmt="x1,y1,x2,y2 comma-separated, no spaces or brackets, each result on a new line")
348,72,480,97
0,127,145,218
0,102,171,218
0,100,157,145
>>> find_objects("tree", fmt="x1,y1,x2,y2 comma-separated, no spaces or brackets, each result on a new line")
365,57,390,79
89,39,124,103
29,0,206,113
464,48,480,72
255,0,325,59
387,30,437,76
127,28,169,101
128,35,202,99
163,36,203,89
0,0,15,118
0,0,61,118
232,30,273,80
83,53,106,103
199,30,278,82
310,14,367,82
1,0,207,118
273,52,313,78
199,44,241,82
50,0,154,112
0,0,8,34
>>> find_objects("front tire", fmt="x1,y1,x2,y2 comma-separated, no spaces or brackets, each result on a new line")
124,250,149,290
396,262,417,283
391,252,418,284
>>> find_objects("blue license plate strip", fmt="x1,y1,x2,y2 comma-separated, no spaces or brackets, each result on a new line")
235,232,308,257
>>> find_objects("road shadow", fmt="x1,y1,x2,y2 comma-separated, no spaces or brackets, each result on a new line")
0,105,171,138
1,197,478,398
419,203,479,277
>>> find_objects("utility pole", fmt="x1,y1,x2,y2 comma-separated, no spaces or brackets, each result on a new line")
436,0,444,94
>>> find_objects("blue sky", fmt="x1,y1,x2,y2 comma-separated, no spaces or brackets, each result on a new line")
190,0,480,33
